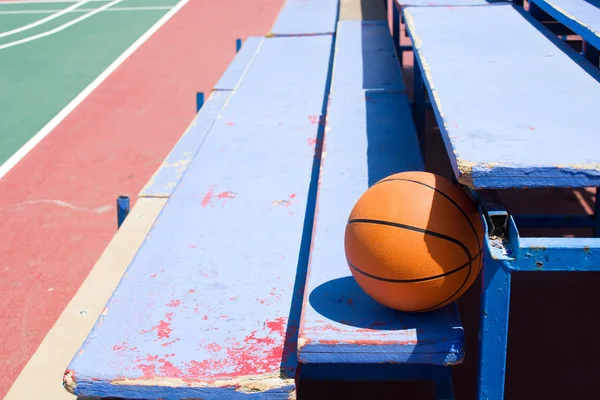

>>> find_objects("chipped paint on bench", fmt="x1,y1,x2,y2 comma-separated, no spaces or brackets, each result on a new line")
298,18,463,367
65,33,334,398
404,4,600,189
298,90,464,365
530,0,600,50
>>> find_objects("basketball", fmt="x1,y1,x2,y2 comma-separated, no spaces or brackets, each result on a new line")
344,171,484,312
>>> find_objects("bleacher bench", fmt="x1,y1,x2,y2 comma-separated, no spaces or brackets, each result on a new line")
64,0,465,398
403,3,600,400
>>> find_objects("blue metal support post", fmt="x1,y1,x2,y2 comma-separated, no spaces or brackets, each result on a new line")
117,195,130,229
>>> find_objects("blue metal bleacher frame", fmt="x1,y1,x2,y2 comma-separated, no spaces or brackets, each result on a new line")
403,3,600,400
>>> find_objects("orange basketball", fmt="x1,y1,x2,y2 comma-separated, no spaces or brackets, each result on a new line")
344,171,484,312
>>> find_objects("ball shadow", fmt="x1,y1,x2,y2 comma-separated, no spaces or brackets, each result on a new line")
309,276,452,331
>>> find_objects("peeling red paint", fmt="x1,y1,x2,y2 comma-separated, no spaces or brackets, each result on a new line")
159,359,184,377
189,289,196,293
113,342,128,351
188,244,197,249
161,338,181,347
227,121,235,126
150,273,157,278
166,299,182,308
205,343,222,352
138,363,157,378
308,115,319,124
217,191,236,199
202,315,208,320
307,137,317,146
201,188,214,207
182,317,287,381
318,339,339,345
230,295,239,301
141,312,173,339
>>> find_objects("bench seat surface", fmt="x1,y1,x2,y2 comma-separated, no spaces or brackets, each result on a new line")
139,91,231,198
270,0,339,36
298,20,464,366
332,20,406,93
531,0,600,49
65,36,333,400
396,0,497,8
214,36,263,91
405,4,600,189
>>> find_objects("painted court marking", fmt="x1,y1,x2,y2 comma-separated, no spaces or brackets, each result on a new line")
0,0,123,50
0,0,88,38
0,0,189,181
0,6,172,14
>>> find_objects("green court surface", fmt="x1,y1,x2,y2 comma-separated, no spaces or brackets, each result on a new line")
0,0,183,166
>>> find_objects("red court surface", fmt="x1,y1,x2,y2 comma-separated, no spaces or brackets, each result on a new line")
0,0,283,396
2,2,600,399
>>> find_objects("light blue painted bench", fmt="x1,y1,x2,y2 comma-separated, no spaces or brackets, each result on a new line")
270,0,339,36
390,0,504,65
528,0,600,65
403,3,600,399
64,32,334,399
139,37,264,199
63,1,467,399
297,19,463,400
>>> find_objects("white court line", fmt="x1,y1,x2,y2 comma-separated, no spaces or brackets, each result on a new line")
0,0,88,38
0,0,109,3
0,6,172,14
0,0,189,181
0,0,121,50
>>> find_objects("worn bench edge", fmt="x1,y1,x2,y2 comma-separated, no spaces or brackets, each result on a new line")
404,3,600,189
297,349,464,365
4,198,166,400
213,36,264,91
66,373,296,399
531,0,600,49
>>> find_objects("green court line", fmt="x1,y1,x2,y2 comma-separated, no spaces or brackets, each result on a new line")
0,7,169,165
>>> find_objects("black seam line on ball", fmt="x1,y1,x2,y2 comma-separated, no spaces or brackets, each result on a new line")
348,217,476,311
373,177,482,250
347,218,469,255
348,252,481,284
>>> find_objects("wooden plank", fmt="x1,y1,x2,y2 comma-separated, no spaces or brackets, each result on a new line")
331,20,405,93
298,90,463,365
64,35,333,399
269,0,339,36
339,0,387,21
139,91,231,198
530,0,600,50
221,36,333,118
405,4,600,189
214,36,264,91
396,0,494,6
5,198,166,400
